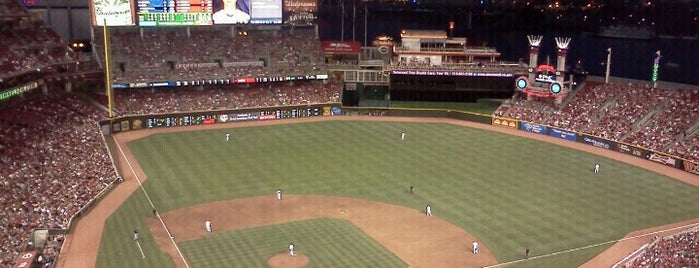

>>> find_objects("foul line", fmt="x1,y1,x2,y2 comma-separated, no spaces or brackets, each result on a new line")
483,222,699,267
135,241,146,259
114,136,192,268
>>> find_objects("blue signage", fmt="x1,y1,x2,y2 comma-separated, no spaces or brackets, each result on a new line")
519,121,547,135
580,134,614,150
549,127,576,141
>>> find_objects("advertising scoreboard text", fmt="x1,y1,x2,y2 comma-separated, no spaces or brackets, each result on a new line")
93,0,312,26
137,0,213,26
137,0,283,26
391,69,514,78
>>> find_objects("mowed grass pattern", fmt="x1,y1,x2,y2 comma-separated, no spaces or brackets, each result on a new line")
97,120,699,268
179,218,406,268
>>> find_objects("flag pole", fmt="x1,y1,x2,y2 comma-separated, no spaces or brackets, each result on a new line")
102,18,113,118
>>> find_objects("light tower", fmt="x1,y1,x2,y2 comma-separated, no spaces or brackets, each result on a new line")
526,35,543,82
554,37,571,104
526,35,542,101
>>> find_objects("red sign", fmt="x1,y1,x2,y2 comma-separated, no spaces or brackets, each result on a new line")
230,77,256,84
13,251,35,268
320,41,361,54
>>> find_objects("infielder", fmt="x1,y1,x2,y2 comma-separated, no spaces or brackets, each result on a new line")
472,241,479,254
226,133,230,142
401,132,406,140
288,242,295,256
276,189,283,200
594,163,600,173
425,204,432,216
205,219,212,232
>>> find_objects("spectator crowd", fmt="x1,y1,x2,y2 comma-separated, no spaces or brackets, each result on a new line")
0,2,77,84
96,26,326,83
0,90,116,267
626,228,699,268
109,80,340,116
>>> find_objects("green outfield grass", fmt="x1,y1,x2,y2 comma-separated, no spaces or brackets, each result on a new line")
97,120,699,268
179,218,406,268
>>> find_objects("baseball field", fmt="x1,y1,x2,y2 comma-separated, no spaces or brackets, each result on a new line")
62,116,699,268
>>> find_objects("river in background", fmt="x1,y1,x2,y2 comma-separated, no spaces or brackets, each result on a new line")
318,11,699,86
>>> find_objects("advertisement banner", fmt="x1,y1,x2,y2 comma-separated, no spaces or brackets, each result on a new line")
13,251,35,268
617,143,648,159
283,0,317,25
391,69,514,78
331,106,342,115
320,41,361,54
518,121,547,135
683,161,699,175
549,127,577,141
92,0,134,26
579,134,615,150
111,83,129,89
491,116,517,129
646,151,681,168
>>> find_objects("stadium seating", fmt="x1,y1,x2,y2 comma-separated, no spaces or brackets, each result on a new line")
96,26,325,83
627,229,699,268
624,89,699,151
0,90,115,267
112,80,340,115
0,8,77,84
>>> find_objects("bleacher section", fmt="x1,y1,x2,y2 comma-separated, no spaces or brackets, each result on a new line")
94,26,326,83
0,2,77,84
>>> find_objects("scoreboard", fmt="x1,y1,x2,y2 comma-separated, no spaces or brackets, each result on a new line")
137,0,213,26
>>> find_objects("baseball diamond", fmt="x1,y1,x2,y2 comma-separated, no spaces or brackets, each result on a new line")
54,116,699,268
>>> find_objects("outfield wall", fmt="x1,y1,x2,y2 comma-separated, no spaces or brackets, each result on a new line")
96,104,698,179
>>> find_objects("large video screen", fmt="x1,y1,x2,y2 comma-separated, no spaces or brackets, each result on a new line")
92,0,135,26
137,0,214,26
137,0,282,26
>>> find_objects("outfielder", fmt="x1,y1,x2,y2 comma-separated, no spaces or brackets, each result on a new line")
472,241,479,254
133,229,139,241
205,219,212,232
594,163,600,173
226,133,230,142
425,204,432,216
401,132,406,140
276,189,283,200
288,242,295,256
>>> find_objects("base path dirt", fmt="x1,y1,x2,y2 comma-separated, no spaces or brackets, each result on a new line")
148,195,497,268
56,115,699,268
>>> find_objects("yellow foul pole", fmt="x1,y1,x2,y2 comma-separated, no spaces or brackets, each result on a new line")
102,18,113,118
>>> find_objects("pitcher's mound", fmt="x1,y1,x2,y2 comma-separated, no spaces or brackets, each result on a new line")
267,252,309,268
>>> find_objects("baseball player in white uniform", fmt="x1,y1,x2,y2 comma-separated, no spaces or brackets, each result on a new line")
226,133,230,142
594,163,600,173
472,241,479,254
401,132,406,140
426,204,432,216
288,242,295,256
276,189,283,200
133,229,139,240
205,219,212,232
